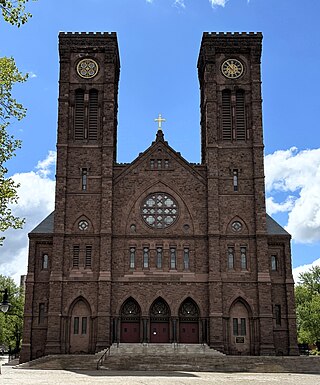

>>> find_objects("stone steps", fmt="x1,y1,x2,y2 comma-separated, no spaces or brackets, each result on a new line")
109,343,224,356
14,344,320,373
17,351,105,370
100,354,320,373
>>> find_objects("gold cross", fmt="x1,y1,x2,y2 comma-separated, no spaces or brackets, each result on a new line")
154,113,166,131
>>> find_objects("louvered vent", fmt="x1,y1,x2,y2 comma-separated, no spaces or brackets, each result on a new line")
85,245,92,267
222,90,232,140
236,90,246,140
88,90,98,140
74,90,85,140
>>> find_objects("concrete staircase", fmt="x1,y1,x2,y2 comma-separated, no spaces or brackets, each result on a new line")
14,344,320,373
109,343,224,356
16,351,105,370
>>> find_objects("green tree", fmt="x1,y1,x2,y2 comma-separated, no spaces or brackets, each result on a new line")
0,0,36,245
295,266,320,348
0,57,27,245
0,0,35,27
0,275,25,353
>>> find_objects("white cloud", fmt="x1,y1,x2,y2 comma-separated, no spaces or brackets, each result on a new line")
146,0,185,7
209,0,229,7
36,150,56,177
292,258,320,285
0,151,56,284
266,196,296,216
173,0,186,8
265,147,320,243
28,71,37,79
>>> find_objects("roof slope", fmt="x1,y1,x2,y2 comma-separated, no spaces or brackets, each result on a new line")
30,212,54,234
266,214,290,236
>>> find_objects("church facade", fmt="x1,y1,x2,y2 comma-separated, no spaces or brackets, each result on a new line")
20,32,298,363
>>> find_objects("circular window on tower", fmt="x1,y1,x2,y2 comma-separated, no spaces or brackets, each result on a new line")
76,58,99,79
231,221,242,232
78,220,89,231
141,193,178,229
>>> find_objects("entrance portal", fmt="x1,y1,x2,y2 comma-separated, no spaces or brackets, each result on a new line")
69,299,91,354
120,298,141,343
179,322,199,343
150,322,170,343
149,298,170,343
179,298,200,344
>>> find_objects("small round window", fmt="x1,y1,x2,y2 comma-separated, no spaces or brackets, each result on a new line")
141,193,178,229
78,220,89,231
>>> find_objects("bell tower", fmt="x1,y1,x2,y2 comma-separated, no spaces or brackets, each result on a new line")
198,33,276,355
45,32,120,355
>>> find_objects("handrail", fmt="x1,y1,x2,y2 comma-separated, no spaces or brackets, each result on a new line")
96,346,110,370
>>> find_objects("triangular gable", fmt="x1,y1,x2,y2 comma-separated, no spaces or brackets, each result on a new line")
114,130,206,185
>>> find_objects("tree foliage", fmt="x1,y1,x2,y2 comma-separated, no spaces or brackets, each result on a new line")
295,266,320,347
0,0,36,27
0,57,27,245
0,274,25,352
0,0,36,245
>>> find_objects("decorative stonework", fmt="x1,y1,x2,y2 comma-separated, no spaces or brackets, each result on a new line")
76,58,99,78
78,220,89,231
231,221,242,232
141,193,178,229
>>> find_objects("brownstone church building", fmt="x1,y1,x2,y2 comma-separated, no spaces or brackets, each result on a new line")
21,32,298,363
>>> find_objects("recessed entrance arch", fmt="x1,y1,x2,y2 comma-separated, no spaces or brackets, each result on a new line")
179,298,200,344
120,298,141,343
69,298,91,354
150,298,170,343
229,299,252,355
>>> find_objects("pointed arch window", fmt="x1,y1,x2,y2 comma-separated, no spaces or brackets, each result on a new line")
121,298,141,321
150,298,170,320
179,299,199,321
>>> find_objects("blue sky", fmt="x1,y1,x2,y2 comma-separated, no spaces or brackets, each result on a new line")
1,0,320,282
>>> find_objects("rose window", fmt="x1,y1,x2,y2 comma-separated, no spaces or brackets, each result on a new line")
141,193,178,229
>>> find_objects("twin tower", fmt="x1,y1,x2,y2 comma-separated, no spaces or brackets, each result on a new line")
21,32,298,363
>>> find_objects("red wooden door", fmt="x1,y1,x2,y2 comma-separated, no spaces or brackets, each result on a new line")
179,322,199,343
121,322,140,343
150,322,170,343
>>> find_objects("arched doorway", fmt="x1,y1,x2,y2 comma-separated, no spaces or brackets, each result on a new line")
120,298,141,343
229,299,251,355
179,298,200,344
69,298,91,354
150,298,170,343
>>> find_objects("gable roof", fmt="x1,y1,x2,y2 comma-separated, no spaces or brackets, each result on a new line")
114,129,206,185
30,211,54,234
266,214,290,236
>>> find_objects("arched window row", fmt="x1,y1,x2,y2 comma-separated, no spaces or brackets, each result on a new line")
221,89,247,141
120,297,200,319
129,246,190,271
74,89,99,141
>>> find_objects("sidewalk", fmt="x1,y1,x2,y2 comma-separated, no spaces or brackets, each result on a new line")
1,366,320,385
